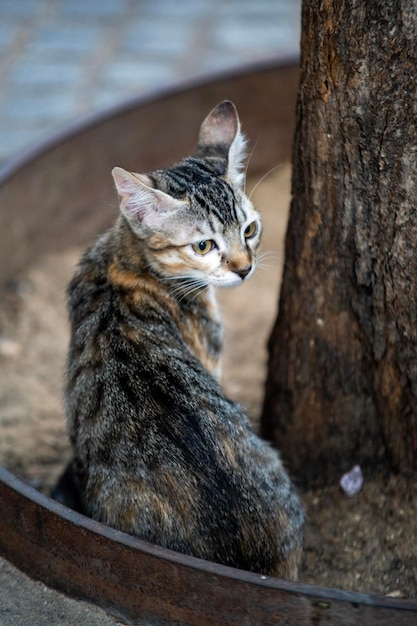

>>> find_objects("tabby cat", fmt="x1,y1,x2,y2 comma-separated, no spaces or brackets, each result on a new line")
61,101,304,578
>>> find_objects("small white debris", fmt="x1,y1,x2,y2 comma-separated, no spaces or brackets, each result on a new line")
0,337,20,358
339,465,363,497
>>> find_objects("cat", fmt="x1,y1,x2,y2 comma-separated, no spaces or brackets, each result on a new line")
59,101,304,579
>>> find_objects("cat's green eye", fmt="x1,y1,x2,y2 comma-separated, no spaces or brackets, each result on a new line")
244,221,258,239
192,240,215,255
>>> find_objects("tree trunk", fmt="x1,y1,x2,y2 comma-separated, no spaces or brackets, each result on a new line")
261,0,417,487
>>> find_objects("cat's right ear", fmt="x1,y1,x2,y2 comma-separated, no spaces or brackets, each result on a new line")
112,167,186,230
197,101,247,187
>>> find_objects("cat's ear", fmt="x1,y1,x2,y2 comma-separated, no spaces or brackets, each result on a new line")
197,100,247,187
112,167,186,230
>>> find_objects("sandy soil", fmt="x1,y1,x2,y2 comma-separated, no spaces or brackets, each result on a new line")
0,164,416,613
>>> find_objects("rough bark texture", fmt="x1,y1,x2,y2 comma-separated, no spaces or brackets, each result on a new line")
261,0,417,487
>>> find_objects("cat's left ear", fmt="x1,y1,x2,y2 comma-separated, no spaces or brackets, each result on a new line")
197,100,247,188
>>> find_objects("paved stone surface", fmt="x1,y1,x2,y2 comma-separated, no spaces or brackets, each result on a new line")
0,1,300,624
0,0,300,167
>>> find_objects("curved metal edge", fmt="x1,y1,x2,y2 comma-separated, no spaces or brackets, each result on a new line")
0,54,299,187
1,465,417,618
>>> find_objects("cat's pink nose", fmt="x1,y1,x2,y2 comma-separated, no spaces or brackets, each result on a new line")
235,266,252,280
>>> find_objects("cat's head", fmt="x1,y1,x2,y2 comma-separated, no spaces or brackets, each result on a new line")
112,101,261,289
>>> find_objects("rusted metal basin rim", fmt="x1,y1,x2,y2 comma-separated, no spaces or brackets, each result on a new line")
1,59,417,624
1,466,417,625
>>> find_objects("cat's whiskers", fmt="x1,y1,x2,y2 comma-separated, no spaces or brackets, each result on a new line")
243,134,260,194
248,164,284,201
252,252,287,281
181,282,209,304
256,249,286,271
258,250,279,263
165,281,194,300
164,275,208,303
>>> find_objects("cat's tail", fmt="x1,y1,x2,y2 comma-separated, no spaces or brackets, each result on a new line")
51,460,84,514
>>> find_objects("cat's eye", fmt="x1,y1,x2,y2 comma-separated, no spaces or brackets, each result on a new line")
244,221,258,239
192,240,216,255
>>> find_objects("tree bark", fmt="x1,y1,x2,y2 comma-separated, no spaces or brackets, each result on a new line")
261,0,417,487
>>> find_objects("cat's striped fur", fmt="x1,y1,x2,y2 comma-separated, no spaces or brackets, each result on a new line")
61,101,304,578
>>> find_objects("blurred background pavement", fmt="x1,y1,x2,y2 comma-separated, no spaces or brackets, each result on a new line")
0,0,301,168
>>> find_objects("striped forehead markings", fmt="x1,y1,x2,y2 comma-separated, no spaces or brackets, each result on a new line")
158,160,251,228
165,164,241,224
200,180,242,226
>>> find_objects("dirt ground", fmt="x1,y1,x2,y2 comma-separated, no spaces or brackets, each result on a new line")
0,164,416,619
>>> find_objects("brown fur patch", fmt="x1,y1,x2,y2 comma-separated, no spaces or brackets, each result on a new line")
160,470,198,525
221,436,238,468
108,262,142,291
272,545,303,581
119,322,141,344
180,313,220,375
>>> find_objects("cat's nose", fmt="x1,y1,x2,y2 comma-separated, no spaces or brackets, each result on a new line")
235,266,252,280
